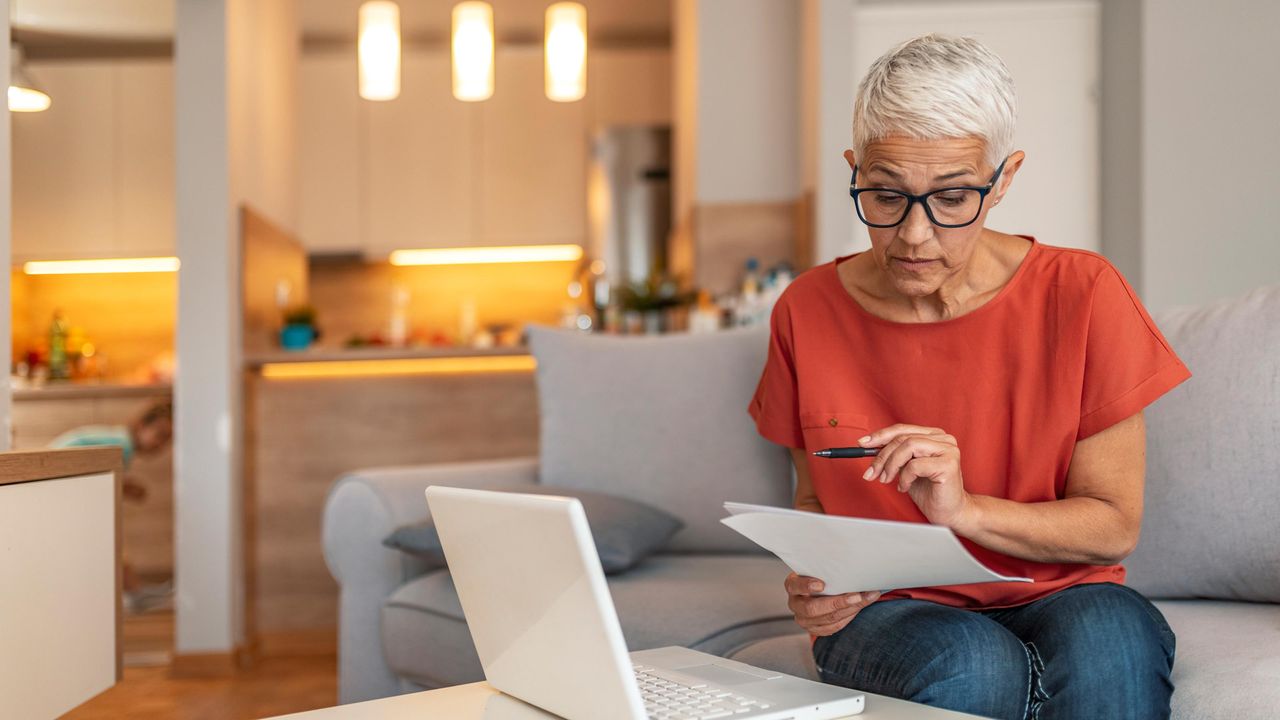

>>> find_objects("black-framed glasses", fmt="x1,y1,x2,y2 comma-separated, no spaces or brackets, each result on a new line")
849,157,1008,228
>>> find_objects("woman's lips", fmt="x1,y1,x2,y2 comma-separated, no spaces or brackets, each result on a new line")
893,257,939,271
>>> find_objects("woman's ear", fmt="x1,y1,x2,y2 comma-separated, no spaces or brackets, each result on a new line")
843,149,857,170
991,150,1026,205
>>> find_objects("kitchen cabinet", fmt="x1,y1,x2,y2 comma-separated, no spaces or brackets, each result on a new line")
297,50,363,254
477,47,587,247
12,59,174,262
364,52,476,254
115,60,176,258
296,46,669,256
587,48,672,130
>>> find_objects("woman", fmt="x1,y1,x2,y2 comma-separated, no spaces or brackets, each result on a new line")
748,34,1189,719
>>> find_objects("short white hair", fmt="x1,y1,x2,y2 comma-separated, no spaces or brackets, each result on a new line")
853,33,1017,169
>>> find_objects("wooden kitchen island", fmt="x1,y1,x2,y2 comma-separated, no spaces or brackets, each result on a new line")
242,345,540,651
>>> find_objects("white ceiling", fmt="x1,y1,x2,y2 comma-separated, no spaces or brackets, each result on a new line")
12,0,669,43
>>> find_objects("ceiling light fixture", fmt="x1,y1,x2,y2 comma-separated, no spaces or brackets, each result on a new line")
358,1,401,101
452,1,494,102
544,2,586,102
9,44,50,112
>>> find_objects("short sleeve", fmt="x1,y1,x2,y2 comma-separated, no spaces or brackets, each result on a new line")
748,300,805,448
1077,266,1191,439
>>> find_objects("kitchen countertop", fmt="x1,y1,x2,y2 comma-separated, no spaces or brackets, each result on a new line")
11,381,172,401
242,344,531,367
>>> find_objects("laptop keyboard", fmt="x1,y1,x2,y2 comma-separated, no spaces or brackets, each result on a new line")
633,664,773,719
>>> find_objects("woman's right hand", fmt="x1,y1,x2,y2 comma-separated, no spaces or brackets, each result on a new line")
784,572,881,637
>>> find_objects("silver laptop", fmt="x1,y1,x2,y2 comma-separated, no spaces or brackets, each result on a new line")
425,486,865,720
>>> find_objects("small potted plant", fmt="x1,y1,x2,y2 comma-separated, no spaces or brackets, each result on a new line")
280,305,319,351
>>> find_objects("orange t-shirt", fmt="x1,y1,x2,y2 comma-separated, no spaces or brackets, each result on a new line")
747,238,1191,609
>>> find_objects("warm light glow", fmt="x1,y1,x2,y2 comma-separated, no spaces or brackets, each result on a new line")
8,85,50,112
452,2,495,101
23,257,181,275
389,244,584,266
261,355,536,380
359,1,401,101
545,2,587,102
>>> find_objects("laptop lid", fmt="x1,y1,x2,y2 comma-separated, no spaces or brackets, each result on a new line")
425,486,648,720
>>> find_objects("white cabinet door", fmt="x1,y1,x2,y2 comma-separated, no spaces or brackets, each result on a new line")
297,51,363,254
587,48,672,129
364,50,475,255
478,47,586,247
12,62,117,262
115,59,175,257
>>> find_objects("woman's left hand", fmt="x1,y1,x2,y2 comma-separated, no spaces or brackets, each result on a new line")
859,424,972,530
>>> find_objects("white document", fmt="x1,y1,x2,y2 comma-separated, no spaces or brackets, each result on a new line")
722,502,1031,594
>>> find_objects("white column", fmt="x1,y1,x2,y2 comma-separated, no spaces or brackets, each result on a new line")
802,0,856,264
0,0,11,451
174,0,241,653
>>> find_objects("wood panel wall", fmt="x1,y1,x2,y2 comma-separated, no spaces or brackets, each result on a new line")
245,368,539,641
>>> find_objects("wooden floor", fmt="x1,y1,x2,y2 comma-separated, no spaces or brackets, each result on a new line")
65,611,338,720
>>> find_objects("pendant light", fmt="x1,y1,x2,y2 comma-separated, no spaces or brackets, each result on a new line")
544,2,586,102
452,2,494,101
9,44,50,113
358,1,400,101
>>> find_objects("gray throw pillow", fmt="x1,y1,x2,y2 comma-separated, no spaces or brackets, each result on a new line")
383,483,684,575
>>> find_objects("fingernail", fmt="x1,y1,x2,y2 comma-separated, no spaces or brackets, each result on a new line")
879,472,888,483
809,582,821,592
858,435,872,445
862,467,875,480
869,591,882,601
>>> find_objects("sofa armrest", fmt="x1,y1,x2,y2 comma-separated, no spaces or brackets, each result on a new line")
321,456,539,703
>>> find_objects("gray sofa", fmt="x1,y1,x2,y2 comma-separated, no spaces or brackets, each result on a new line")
323,285,1280,718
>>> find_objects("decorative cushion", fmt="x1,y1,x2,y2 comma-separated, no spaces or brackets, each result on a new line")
383,483,683,575
527,325,793,553
1125,284,1280,602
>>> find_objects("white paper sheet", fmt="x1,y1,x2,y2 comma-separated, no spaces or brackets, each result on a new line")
721,502,1031,594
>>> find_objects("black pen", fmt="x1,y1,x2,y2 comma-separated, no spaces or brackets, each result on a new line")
812,447,880,458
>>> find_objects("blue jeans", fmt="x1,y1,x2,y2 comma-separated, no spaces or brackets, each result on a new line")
812,583,1175,720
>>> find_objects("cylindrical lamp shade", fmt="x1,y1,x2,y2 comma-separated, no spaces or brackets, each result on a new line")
9,45,50,112
452,2,494,102
358,1,401,101
545,2,586,102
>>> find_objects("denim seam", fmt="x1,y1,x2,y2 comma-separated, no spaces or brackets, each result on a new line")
1019,641,1032,720
1026,641,1049,720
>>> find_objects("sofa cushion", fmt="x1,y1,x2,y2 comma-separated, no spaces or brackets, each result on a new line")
382,554,797,687
726,599,1280,720
1155,599,1280,720
527,325,793,553
1126,284,1280,602
383,483,684,574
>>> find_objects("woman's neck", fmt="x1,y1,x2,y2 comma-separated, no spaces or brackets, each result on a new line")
844,231,1030,323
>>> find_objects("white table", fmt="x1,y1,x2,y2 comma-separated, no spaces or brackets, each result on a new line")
266,681,985,719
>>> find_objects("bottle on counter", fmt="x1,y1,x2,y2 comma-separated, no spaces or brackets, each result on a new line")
688,290,724,334
49,310,70,380
388,285,410,347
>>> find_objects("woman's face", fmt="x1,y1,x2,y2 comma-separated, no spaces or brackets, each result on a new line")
846,136,1021,299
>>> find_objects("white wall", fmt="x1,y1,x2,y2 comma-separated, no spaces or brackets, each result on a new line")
1141,0,1280,310
695,0,800,204
675,0,802,212
850,1,1101,254
174,0,297,655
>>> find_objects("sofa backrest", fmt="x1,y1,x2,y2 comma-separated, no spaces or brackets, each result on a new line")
528,325,793,553
1125,283,1280,603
